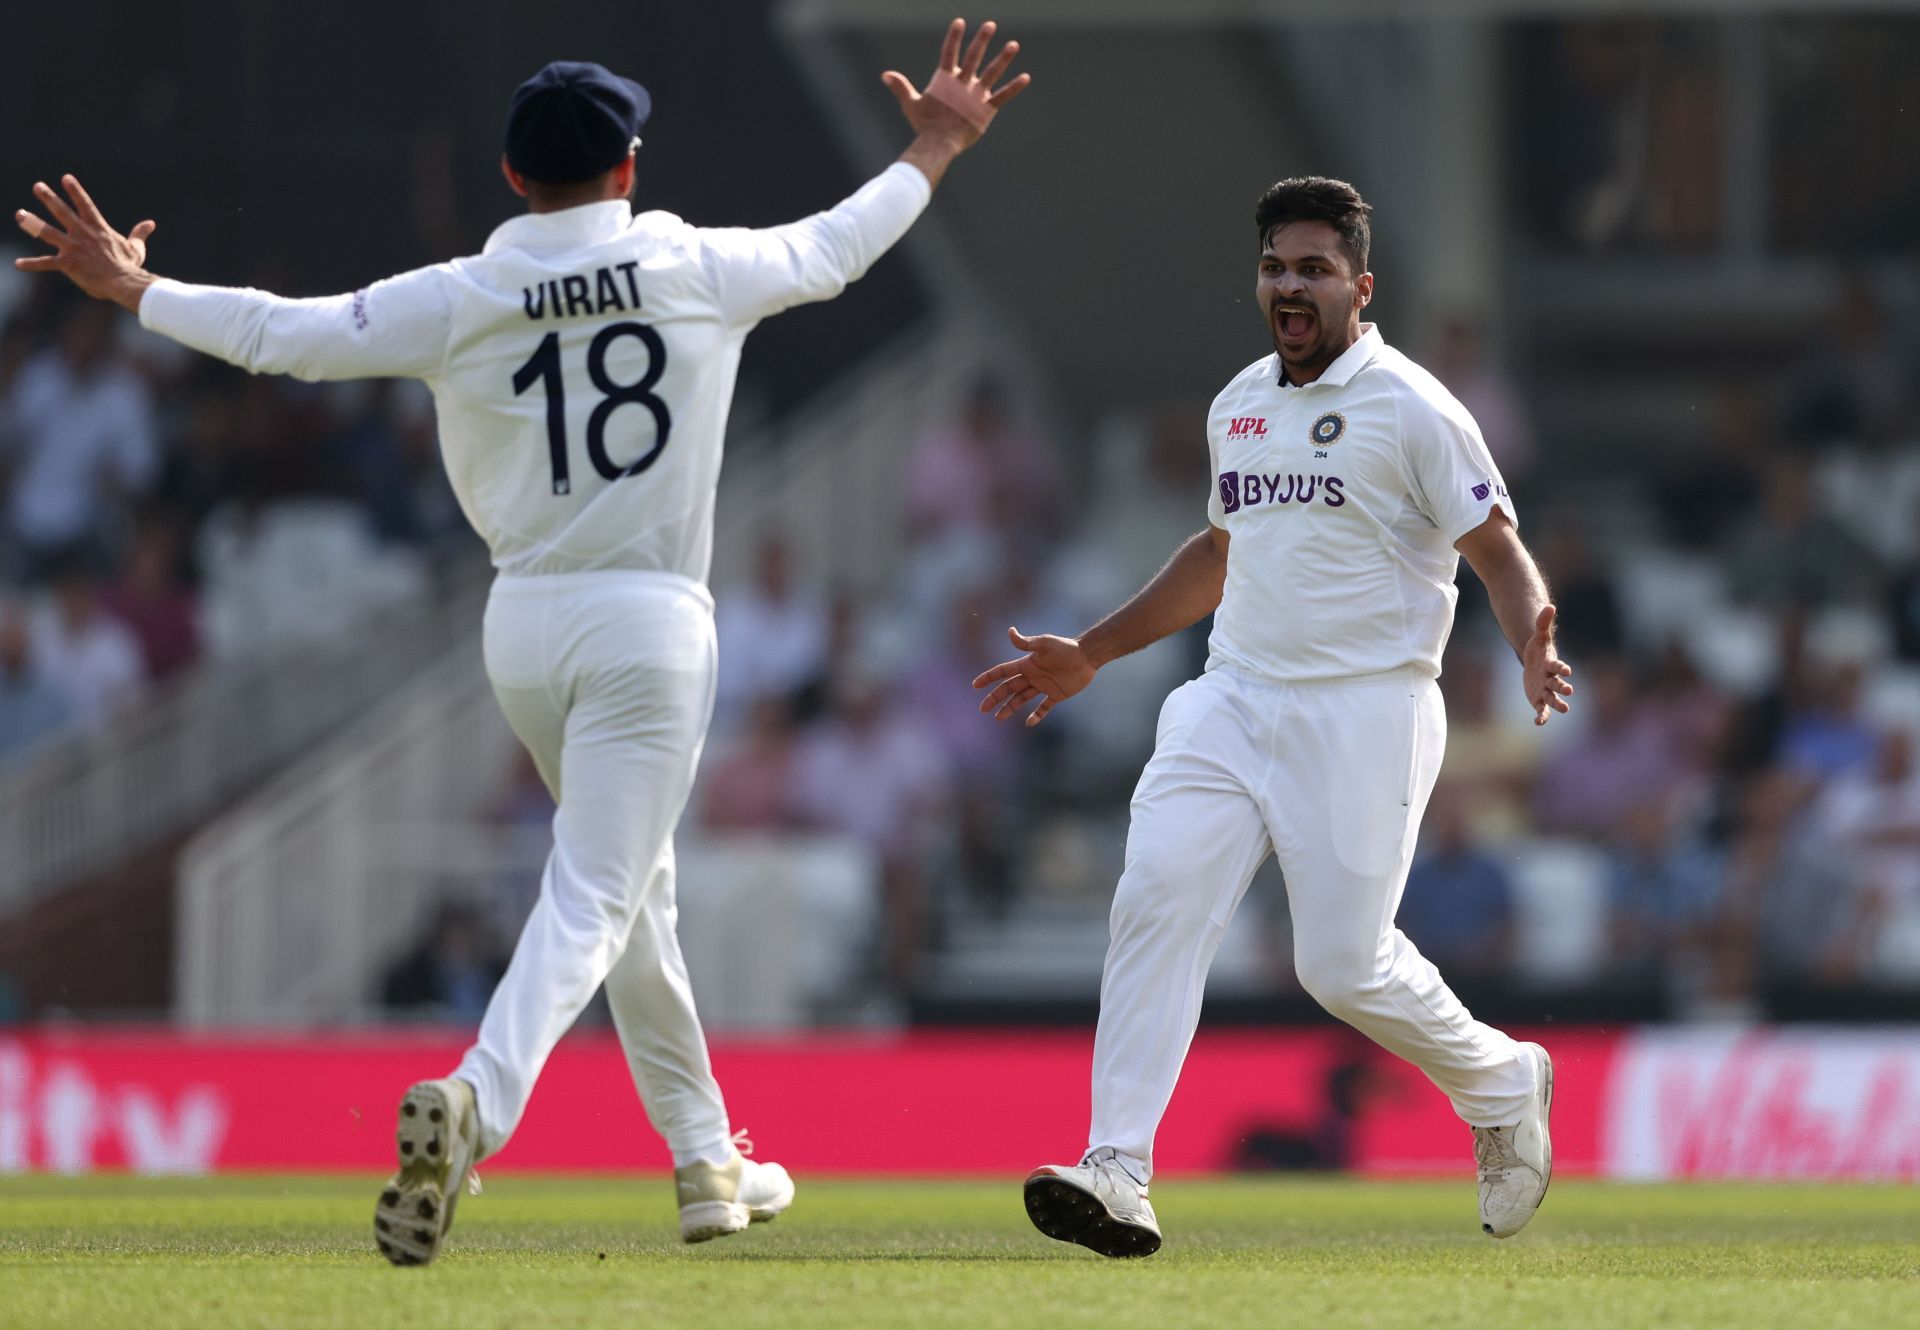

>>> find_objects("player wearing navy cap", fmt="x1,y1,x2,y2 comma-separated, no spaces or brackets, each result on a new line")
16,19,1028,1266
975,177,1569,1255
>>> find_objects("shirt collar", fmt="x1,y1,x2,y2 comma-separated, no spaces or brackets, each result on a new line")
483,200,634,257
1277,323,1383,389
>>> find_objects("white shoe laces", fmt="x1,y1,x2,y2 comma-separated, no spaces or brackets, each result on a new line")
1472,1126,1519,1174
467,1168,484,1196
729,1128,755,1158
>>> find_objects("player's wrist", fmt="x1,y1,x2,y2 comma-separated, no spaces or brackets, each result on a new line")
1079,629,1116,671
109,268,157,315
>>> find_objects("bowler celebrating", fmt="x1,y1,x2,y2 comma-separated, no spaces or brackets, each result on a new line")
974,177,1570,1255
17,20,1027,1265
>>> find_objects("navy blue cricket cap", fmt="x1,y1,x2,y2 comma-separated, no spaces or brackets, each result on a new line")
504,61,651,185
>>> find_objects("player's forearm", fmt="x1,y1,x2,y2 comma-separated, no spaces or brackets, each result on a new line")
1081,530,1226,669
895,130,971,191
1476,542,1554,664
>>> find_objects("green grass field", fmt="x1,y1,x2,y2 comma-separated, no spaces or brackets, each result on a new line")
2,1176,1916,1328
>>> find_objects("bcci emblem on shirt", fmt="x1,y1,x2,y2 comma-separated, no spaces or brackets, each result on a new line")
1310,412,1346,447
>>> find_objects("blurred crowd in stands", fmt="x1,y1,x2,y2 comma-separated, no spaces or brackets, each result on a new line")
0,280,465,766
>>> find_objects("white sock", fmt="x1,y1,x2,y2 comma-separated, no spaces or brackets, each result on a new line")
672,1137,736,1169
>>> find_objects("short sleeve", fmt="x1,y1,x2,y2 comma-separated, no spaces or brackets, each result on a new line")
1205,412,1228,528
1401,389,1516,545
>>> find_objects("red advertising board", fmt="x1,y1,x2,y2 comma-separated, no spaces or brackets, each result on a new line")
0,1025,1614,1177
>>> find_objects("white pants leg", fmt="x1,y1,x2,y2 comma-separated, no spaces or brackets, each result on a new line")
455,572,729,1159
1087,669,1532,1180
603,840,731,1157
1088,677,1273,1178
1263,675,1532,1130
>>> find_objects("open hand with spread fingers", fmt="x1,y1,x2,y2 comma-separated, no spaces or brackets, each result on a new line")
972,626,1095,728
14,174,158,313
884,18,1031,151
1524,604,1575,726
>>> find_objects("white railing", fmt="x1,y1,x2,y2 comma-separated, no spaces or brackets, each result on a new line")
175,640,518,1025
0,553,491,915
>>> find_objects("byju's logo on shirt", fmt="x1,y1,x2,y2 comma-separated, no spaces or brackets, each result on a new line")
1219,470,1346,514
1225,417,1268,440
1470,478,1509,502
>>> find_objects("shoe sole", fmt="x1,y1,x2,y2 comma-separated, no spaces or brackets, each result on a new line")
375,1083,475,1267
1023,1169,1161,1258
1483,1043,1555,1239
680,1199,753,1243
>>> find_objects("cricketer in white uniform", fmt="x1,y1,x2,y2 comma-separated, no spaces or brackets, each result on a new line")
16,20,1030,1266
973,177,1574,1256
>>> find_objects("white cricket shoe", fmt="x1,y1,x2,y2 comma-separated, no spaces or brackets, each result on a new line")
675,1130,795,1243
375,1077,481,1266
1475,1041,1554,1239
1024,1147,1162,1258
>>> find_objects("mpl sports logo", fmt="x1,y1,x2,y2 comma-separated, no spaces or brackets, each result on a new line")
1225,417,1268,440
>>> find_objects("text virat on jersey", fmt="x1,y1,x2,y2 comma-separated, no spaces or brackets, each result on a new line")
522,263,645,321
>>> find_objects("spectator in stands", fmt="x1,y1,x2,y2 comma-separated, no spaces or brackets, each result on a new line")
335,380,421,543
700,696,802,833
1778,657,1879,782
1,301,157,579
101,514,199,681
1726,455,1879,609
900,589,1018,789
790,670,950,990
1395,783,1515,981
1604,798,1725,988
152,372,243,559
1886,497,1920,663
381,900,508,1024
900,589,1020,911
1642,640,1733,780
1436,648,1538,845
713,534,828,733
0,598,71,762
903,376,1059,541
1720,610,1813,778
1537,521,1626,659
1816,728,1920,982
1429,316,1534,483
1534,654,1683,838
1783,277,1915,449
1726,769,1877,994
1653,388,1770,553
28,555,144,730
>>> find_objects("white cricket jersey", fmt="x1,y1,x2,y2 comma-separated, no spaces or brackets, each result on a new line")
138,163,933,582
1203,324,1514,683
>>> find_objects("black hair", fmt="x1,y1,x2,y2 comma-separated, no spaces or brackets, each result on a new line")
1254,176,1372,276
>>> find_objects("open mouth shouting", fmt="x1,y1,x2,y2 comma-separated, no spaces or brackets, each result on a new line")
1272,303,1318,347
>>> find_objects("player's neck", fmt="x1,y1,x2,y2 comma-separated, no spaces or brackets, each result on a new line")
1278,323,1360,386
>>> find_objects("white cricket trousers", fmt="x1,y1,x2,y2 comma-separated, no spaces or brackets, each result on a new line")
454,570,730,1160
1088,666,1534,1180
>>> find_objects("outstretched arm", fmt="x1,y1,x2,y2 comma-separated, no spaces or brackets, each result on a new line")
15,175,451,382
1455,509,1574,726
701,18,1028,326
973,526,1228,727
